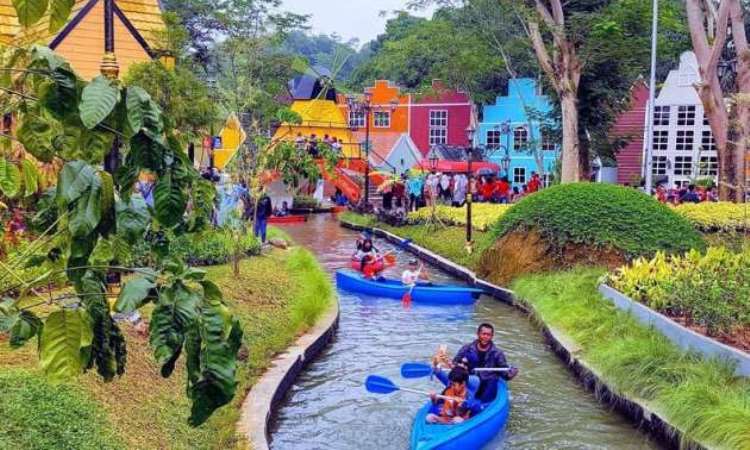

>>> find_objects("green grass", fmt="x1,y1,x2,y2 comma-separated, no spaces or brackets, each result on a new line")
0,370,123,450
339,211,492,270
512,268,750,450
0,246,334,450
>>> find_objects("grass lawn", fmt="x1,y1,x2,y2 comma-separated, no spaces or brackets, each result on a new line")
513,269,750,450
0,244,334,450
339,211,493,270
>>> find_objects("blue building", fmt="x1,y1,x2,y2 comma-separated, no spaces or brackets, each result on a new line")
477,78,559,188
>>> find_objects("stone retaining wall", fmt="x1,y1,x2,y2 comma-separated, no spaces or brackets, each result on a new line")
599,284,750,377
340,219,704,450
237,300,340,450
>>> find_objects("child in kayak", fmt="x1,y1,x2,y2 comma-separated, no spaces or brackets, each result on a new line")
354,239,379,278
401,259,429,285
426,366,479,424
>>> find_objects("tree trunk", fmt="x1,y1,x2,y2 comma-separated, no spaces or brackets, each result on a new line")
560,92,581,182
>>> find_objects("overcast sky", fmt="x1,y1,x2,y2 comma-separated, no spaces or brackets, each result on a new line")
280,0,435,46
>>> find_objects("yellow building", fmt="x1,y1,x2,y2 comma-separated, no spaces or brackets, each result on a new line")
0,0,165,80
272,99,360,159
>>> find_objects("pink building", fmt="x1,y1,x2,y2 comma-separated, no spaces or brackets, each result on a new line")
409,80,475,155
613,80,649,185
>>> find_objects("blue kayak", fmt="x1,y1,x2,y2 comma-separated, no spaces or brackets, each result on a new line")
410,380,510,450
335,269,482,304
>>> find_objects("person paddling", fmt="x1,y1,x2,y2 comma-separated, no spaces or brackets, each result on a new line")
354,239,379,278
426,366,480,424
452,323,518,403
402,259,429,285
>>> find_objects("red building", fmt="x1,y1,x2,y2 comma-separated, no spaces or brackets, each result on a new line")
613,80,649,185
409,80,475,155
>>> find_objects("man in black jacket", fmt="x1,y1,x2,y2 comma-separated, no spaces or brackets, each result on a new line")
254,192,273,243
453,323,519,403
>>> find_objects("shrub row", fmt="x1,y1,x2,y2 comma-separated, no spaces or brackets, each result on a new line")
607,247,750,336
408,204,511,231
129,228,261,267
673,202,750,232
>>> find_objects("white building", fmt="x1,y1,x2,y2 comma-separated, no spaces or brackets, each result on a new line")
648,52,718,187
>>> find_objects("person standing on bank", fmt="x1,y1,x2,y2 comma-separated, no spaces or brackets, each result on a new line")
254,191,273,244
452,323,519,403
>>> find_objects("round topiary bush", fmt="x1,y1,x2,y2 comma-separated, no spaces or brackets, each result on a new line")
479,183,705,284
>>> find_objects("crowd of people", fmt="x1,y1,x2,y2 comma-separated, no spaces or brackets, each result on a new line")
295,133,343,157
378,170,545,214
653,183,719,204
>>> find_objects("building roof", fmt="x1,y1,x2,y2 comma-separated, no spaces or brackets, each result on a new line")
0,0,164,47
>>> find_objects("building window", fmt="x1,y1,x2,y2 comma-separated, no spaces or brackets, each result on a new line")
653,130,669,151
652,156,668,176
674,156,693,176
513,167,527,184
698,156,718,176
349,111,365,128
653,106,670,126
374,111,391,128
486,130,502,149
703,114,710,126
675,130,694,152
701,130,716,152
429,110,448,145
513,126,528,149
541,134,556,151
677,105,696,126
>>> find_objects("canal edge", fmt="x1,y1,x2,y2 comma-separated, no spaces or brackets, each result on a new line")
339,219,704,450
237,296,340,450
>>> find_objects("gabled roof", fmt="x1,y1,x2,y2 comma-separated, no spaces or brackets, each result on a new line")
0,0,164,49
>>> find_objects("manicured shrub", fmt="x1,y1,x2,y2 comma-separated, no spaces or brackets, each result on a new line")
607,247,750,337
0,370,122,449
491,183,705,258
129,228,261,267
673,202,750,232
293,194,320,209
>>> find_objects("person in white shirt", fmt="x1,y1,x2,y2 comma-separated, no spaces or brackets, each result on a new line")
402,259,429,285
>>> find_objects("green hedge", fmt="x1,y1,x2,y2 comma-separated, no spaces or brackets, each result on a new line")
0,370,123,450
129,228,261,267
491,183,705,257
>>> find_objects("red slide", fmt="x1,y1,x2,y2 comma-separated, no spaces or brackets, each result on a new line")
317,160,362,203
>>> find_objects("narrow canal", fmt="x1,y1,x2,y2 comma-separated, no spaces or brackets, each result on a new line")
270,215,660,450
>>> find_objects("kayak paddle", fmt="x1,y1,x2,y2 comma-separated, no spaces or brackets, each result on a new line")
400,362,512,377
365,375,461,401
401,362,434,379
402,264,423,304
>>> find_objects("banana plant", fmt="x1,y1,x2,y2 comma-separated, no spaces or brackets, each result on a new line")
0,46,240,426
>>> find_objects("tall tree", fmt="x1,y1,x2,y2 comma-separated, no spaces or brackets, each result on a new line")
686,0,748,201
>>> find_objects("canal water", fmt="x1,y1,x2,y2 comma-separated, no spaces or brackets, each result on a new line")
270,215,660,450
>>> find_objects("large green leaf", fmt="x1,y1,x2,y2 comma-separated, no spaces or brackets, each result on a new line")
154,171,187,227
30,45,65,71
149,282,201,375
39,308,93,381
79,76,120,129
0,158,21,198
11,0,48,28
10,311,43,349
17,113,55,162
68,178,102,237
57,160,97,203
41,65,78,119
48,0,74,33
115,196,150,243
125,86,151,134
21,159,39,197
187,300,243,426
115,277,156,314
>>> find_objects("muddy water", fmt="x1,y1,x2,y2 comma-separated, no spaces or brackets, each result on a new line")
270,215,660,450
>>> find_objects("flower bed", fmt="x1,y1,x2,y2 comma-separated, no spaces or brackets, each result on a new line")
408,203,511,231
673,202,750,232
607,247,750,352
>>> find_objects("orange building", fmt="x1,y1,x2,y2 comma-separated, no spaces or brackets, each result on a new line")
339,80,410,165
0,0,165,80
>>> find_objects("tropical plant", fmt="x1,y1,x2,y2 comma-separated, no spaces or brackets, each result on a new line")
607,247,750,336
0,47,241,426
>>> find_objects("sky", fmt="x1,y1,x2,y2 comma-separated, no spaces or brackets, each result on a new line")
280,0,435,47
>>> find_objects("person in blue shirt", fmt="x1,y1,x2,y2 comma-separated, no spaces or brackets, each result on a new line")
453,323,519,403
407,174,424,212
